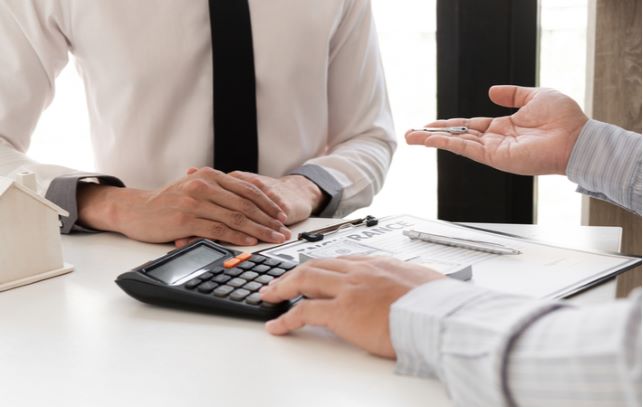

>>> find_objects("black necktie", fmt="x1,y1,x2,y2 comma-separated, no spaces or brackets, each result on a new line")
209,0,258,173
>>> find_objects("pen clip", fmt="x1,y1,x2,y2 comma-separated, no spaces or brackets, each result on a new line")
297,215,379,242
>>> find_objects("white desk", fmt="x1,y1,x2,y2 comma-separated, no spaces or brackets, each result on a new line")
0,221,622,407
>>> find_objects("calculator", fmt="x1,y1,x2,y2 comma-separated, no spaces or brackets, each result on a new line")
115,239,298,320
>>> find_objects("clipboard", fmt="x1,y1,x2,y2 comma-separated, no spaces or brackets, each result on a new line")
255,214,641,299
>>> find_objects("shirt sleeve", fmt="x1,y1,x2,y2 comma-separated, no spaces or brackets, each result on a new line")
0,1,124,233
566,119,642,215
389,279,641,407
0,1,71,192
294,0,396,218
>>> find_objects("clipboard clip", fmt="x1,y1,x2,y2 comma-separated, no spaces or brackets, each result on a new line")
298,215,379,242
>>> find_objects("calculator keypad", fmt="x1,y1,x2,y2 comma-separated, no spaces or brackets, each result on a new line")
224,267,244,277
252,264,271,274
197,281,218,294
213,285,234,297
267,268,286,277
239,271,259,280
228,278,247,288
183,255,296,310
230,289,251,301
213,274,231,284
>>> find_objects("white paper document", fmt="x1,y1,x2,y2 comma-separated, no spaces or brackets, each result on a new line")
260,215,640,298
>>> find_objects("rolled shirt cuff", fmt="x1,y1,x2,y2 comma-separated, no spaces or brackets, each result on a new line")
288,164,344,217
566,119,642,215
390,279,566,385
45,173,125,234
389,279,490,378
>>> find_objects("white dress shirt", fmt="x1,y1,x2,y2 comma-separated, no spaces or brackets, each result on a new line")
390,120,642,407
0,0,395,229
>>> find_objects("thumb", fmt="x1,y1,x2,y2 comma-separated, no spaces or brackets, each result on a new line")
488,85,537,109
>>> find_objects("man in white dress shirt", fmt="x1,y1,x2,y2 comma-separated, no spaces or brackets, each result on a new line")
261,86,642,407
0,0,395,246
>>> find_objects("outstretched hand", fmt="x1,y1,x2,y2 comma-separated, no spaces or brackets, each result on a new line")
406,86,589,175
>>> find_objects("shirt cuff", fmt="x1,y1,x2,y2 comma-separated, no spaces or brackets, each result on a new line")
566,119,642,215
45,173,125,234
288,164,343,217
390,279,566,384
390,279,490,378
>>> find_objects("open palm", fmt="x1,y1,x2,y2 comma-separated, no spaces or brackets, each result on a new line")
406,86,589,175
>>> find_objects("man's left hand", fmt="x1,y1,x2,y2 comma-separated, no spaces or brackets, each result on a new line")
259,256,445,358
229,172,326,225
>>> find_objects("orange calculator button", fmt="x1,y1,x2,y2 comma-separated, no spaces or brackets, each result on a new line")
224,258,241,269
236,252,252,262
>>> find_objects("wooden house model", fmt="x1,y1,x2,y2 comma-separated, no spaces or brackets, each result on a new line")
0,175,73,291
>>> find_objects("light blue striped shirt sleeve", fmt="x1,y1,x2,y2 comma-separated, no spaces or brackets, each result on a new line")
388,118,642,406
390,280,642,407
566,119,642,215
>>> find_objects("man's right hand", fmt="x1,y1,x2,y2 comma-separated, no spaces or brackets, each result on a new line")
406,86,589,176
77,167,290,246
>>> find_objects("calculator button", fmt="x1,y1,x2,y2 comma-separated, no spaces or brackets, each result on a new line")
238,261,256,270
280,262,297,270
236,252,253,262
228,278,247,288
210,266,225,275
242,282,262,292
250,255,267,264
199,271,214,280
240,271,259,281
185,278,202,289
224,267,244,277
267,268,286,277
213,285,234,297
212,274,232,284
224,258,241,268
197,281,218,294
245,293,262,305
254,275,274,285
252,265,271,273
230,289,251,302
263,258,281,267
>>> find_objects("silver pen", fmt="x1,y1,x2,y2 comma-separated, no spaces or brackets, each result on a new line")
410,126,469,134
403,229,522,255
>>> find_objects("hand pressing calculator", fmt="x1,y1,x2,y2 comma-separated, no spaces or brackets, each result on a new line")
116,239,297,320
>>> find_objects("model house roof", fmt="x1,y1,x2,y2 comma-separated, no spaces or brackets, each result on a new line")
0,176,69,217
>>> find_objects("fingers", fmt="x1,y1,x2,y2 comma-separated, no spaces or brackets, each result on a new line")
190,218,259,246
215,173,287,223
260,265,346,302
189,199,287,243
228,171,289,212
488,85,537,109
180,183,286,243
421,135,487,163
186,168,289,233
265,299,334,335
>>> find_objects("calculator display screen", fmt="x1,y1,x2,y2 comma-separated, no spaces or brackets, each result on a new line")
146,245,226,285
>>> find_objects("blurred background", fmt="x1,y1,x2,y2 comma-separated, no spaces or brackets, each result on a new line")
29,0,589,225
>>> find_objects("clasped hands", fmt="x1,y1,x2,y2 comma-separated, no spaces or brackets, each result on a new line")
78,167,325,247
